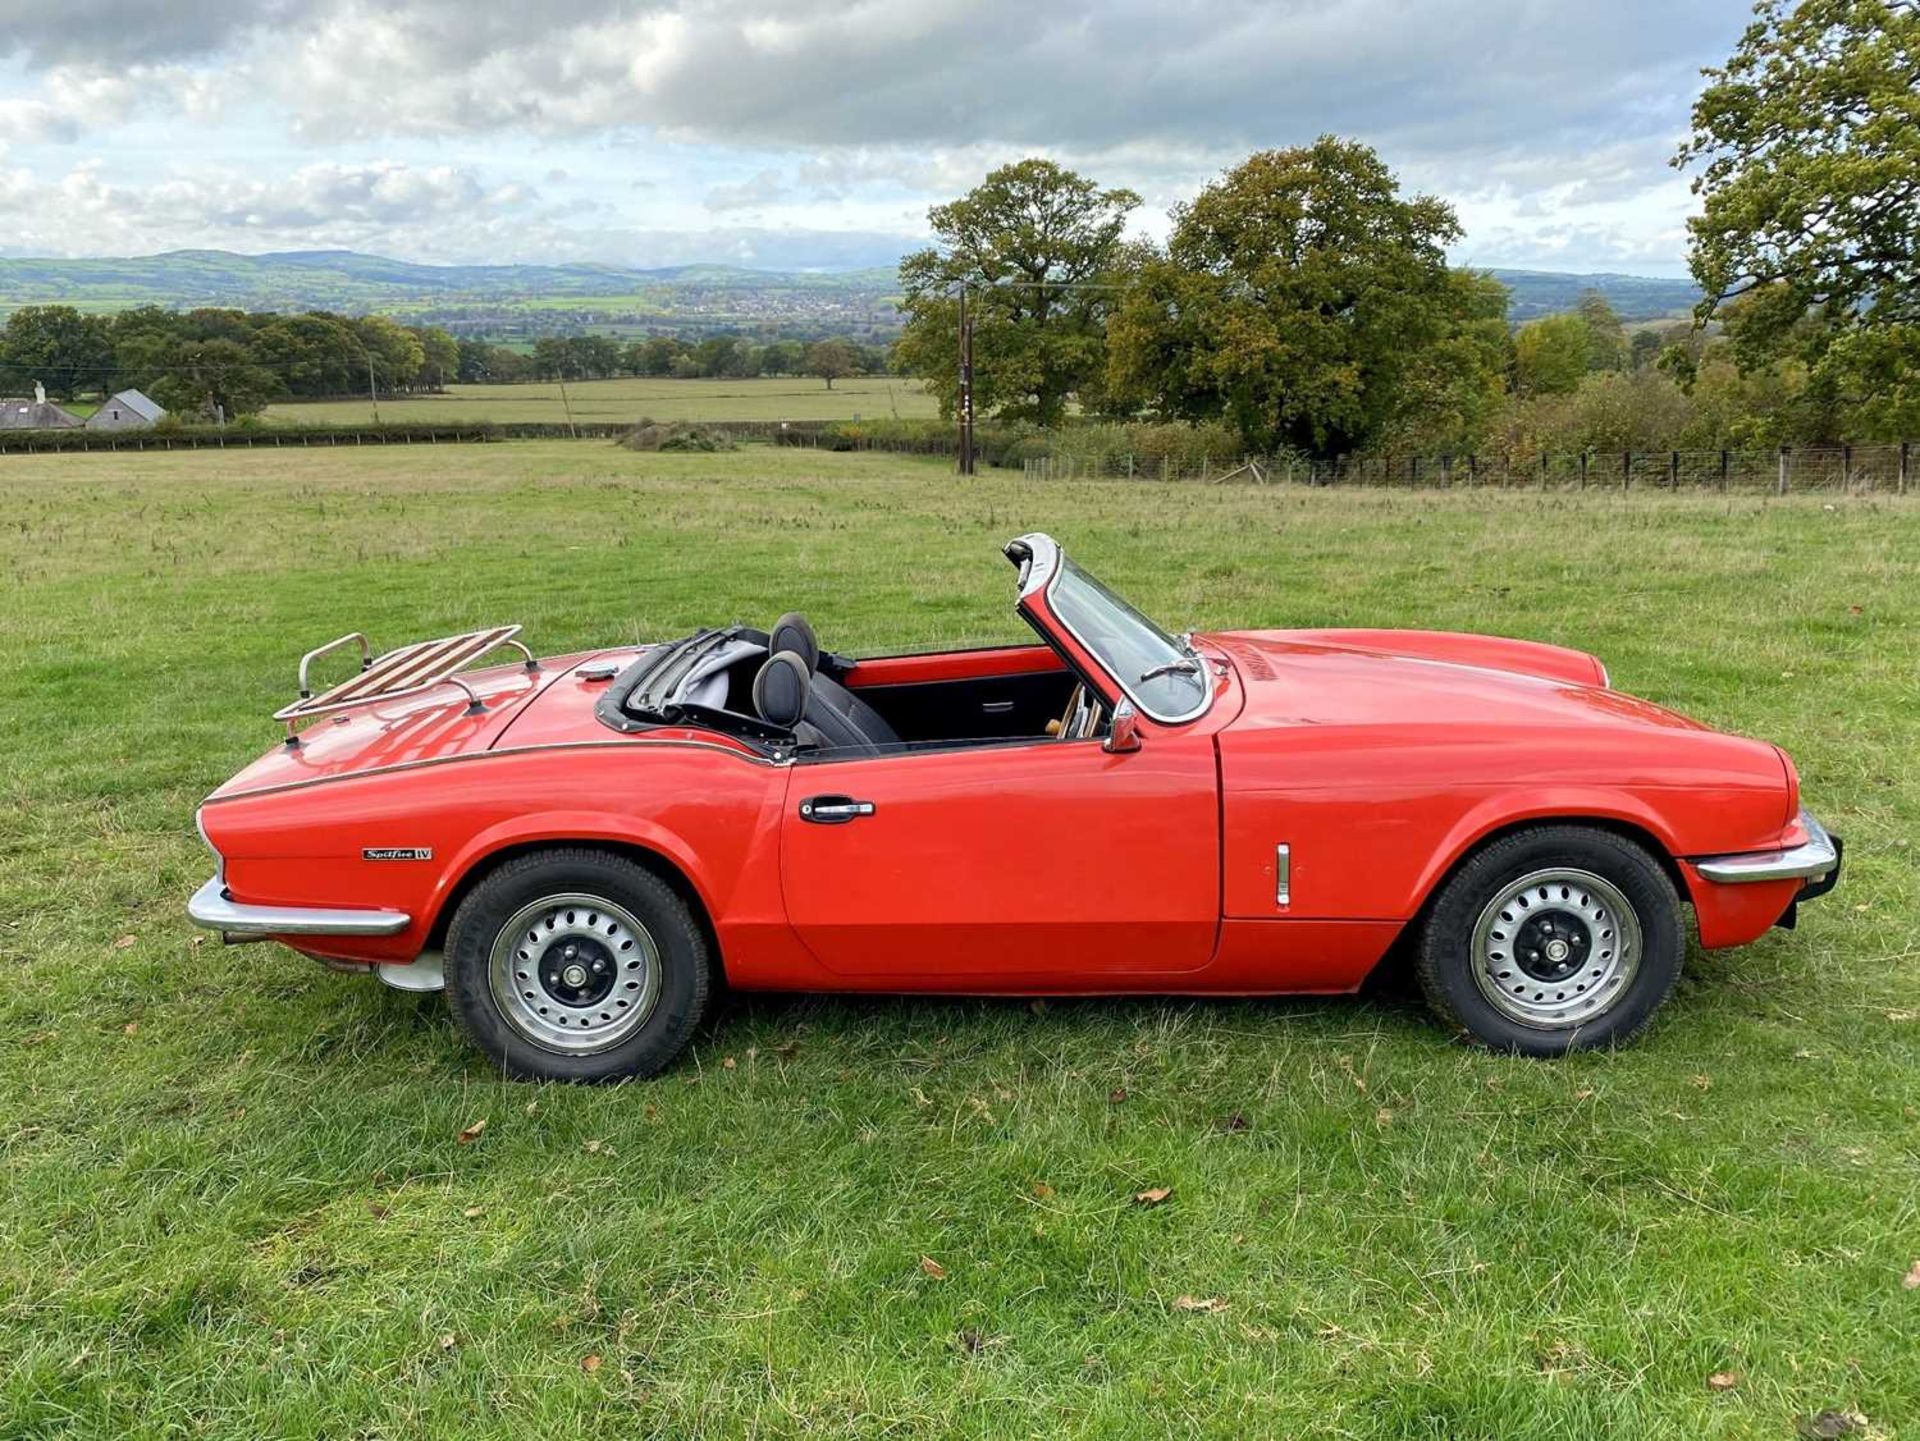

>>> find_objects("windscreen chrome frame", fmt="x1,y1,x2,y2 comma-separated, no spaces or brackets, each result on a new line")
1011,532,1212,727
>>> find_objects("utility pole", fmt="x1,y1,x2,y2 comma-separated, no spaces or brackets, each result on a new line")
957,283,975,476
366,352,381,425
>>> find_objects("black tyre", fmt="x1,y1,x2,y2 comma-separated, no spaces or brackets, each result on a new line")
1415,826,1683,1056
443,848,710,1081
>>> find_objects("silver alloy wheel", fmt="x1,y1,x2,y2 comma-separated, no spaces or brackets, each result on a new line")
1470,867,1641,1030
487,891,662,1055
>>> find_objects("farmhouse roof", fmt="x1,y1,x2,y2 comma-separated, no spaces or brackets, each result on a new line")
0,396,83,430
105,389,167,422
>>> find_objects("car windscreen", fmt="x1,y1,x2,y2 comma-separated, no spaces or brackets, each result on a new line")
1047,558,1208,723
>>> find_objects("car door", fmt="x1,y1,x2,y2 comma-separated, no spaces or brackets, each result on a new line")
778,735,1220,987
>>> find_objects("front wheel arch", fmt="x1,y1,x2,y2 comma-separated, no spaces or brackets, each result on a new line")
1413,814,1690,929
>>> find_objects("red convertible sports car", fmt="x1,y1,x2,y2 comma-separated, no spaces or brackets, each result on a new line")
190,532,1840,1080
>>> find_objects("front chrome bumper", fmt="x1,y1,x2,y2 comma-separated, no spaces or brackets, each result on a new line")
1694,809,1841,892
187,875,412,940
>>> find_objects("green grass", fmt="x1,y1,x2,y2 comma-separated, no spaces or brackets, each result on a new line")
264,375,939,427
0,444,1915,1439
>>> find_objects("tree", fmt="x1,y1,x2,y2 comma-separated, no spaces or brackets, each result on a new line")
1,305,113,398
1375,270,1514,454
149,338,275,420
354,315,424,393
1106,138,1462,458
894,159,1140,425
411,326,460,390
1576,290,1628,371
1513,313,1593,396
1675,0,1919,421
803,339,858,389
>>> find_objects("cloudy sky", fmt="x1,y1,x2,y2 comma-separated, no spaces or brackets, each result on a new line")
0,0,1747,275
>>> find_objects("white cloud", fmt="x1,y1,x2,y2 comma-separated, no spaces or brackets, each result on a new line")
0,0,1749,272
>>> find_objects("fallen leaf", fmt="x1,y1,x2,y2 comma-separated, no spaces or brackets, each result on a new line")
1173,1295,1229,1313
1133,1186,1173,1207
1689,1074,1712,1090
1848,604,1863,615
463,1206,485,1219
523,1100,539,1116
189,934,205,949
919,1255,947,1280
122,1022,139,1037
1216,1111,1250,1133
1902,1259,1920,1290
580,1354,602,1375
1028,999,1048,1015
456,1118,488,1145
1375,1108,1393,1128
112,935,136,950
1796,1411,1867,1440
583,1139,604,1155
366,1202,389,1219
722,1056,736,1070
1707,1371,1739,1392
1574,1087,1595,1101
438,1333,457,1351
1030,1181,1054,1199
1108,1087,1128,1104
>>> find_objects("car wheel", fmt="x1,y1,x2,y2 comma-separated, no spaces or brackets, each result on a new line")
1415,826,1684,1056
443,848,710,1081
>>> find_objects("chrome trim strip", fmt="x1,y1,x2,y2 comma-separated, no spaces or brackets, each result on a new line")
1694,809,1838,884
201,736,778,804
1276,843,1291,907
187,875,412,937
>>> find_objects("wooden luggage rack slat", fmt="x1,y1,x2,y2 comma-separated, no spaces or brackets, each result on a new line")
273,625,538,745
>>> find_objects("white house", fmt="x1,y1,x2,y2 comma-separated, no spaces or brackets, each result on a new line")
85,389,168,431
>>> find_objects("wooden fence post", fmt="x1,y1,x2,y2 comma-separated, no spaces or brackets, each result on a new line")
1901,441,1910,495
1623,450,1632,490
1579,452,1588,490
1777,446,1790,495
1843,443,1853,491
1668,450,1679,488
1720,449,1729,490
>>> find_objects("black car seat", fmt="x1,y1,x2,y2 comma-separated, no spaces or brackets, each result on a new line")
768,611,900,751
751,651,829,749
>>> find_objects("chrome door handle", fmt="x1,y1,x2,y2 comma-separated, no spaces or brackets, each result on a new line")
799,796,876,824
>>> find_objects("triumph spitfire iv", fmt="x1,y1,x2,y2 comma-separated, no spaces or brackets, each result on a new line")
189,533,1840,1080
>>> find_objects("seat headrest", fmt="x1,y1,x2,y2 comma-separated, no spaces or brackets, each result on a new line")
752,651,812,729
769,611,819,674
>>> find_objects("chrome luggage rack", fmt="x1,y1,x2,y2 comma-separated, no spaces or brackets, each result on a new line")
274,625,538,746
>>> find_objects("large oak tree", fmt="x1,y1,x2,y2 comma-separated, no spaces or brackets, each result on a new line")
1677,0,1920,437
893,160,1140,426
1105,138,1467,459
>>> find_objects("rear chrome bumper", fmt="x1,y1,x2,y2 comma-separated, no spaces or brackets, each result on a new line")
1694,809,1841,892
187,875,412,940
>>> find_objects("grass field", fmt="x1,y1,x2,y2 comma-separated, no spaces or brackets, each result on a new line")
1,444,1915,1438
264,375,939,427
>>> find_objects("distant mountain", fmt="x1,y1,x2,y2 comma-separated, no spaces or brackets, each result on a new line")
0,248,1698,337
1484,269,1700,323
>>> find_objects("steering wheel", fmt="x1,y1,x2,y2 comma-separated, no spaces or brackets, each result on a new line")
1053,681,1100,741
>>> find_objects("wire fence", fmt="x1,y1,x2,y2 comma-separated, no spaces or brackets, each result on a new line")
1022,443,1918,494
0,417,851,455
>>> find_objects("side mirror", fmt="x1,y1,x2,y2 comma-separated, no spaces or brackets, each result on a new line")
1104,699,1142,754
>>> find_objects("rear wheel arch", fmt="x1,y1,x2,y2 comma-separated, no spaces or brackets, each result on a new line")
426,839,721,975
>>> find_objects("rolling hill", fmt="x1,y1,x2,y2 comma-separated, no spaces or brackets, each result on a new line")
0,248,1700,337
